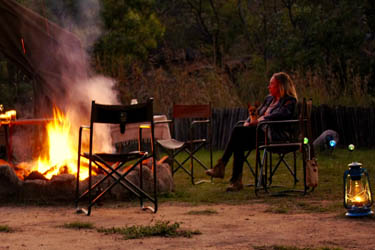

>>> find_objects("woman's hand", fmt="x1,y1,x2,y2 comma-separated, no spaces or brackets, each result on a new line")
249,120,258,126
243,120,258,127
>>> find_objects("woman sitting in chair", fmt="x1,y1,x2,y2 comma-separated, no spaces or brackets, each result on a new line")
206,72,298,191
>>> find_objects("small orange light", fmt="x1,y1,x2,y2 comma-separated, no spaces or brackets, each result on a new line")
139,124,151,129
6,110,16,120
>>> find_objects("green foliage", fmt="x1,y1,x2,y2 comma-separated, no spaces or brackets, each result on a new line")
97,220,201,239
94,0,165,70
115,63,242,113
155,0,245,66
0,225,12,233
5,0,375,110
63,221,95,230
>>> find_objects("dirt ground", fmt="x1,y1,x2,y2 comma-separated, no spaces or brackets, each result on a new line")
1,202,375,250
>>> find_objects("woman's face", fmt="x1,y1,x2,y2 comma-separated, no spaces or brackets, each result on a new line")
268,77,280,98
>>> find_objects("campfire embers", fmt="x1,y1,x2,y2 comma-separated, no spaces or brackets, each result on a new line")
0,159,174,202
13,162,102,182
24,171,49,181
22,165,71,181
0,160,76,201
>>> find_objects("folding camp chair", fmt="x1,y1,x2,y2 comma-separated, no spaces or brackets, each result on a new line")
75,98,157,215
156,104,213,185
254,98,313,195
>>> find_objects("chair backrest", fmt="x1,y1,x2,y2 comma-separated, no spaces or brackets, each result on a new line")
91,99,153,124
263,98,312,147
91,98,154,134
297,98,313,140
305,98,314,156
172,104,211,119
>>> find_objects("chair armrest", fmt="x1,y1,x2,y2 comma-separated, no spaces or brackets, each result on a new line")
78,125,91,155
257,119,300,126
80,125,91,130
235,120,247,126
256,119,307,132
191,119,210,126
256,120,299,134
79,125,91,136
256,119,305,146
188,119,211,141
154,119,172,125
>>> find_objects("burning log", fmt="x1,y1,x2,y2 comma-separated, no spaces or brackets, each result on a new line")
24,171,48,181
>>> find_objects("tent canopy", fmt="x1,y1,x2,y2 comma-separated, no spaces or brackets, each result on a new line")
0,0,88,116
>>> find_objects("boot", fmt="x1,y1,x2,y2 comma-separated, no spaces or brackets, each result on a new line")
205,159,225,178
226,172,243,192
226,179,243,192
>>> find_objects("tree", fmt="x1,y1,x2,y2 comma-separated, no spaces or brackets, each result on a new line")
94,0,165,75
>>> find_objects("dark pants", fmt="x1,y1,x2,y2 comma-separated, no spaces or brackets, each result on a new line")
221,125,264,183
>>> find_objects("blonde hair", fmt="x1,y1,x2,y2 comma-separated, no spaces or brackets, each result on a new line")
273,72,298,100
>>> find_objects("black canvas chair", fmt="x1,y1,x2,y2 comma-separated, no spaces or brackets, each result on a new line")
156,104,212,185
75,98,157,215
254,98,313,195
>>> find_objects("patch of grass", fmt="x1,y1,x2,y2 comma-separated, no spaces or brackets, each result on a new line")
295,201,340,213
254,245,342,250
63,221,95,230
0,225,13,233
97,220,201,240
186,209,218,215
154,148,375,216
264,198,341,214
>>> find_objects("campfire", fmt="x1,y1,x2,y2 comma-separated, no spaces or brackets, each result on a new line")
0,105,174,202
13,107,91,181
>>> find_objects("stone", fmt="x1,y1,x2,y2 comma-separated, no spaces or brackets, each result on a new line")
0,160,174,202
0,164,22,199
111,162,174,200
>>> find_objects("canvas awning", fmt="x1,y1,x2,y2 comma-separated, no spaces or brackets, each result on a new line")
0,0,87,116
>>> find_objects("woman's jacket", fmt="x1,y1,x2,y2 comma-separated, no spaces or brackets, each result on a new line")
257,94,297,142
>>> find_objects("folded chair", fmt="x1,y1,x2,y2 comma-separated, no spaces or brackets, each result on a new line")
156,104,212,185
75,98,157,215
254,98,312,195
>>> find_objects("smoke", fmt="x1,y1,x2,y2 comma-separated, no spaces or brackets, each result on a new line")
61,0,103,50
12,0,120,163
66,76,119,153
60,0,120,153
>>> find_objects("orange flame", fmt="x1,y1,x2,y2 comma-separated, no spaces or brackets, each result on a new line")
36,107,89,180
